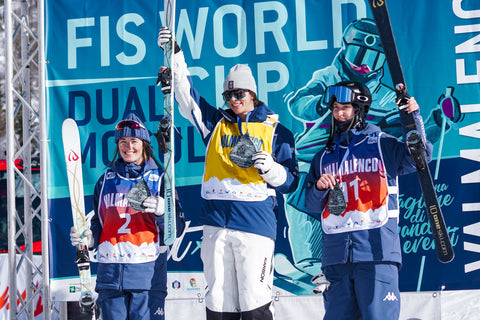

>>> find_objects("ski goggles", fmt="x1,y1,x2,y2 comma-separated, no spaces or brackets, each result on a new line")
323,85,357,106
222,89,247,101
115,120,146,130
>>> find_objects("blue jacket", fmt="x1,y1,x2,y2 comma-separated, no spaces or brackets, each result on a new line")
91,158,184,291
172,51,299,240
305,111,432,267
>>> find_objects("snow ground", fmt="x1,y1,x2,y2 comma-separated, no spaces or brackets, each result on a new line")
442,289,480,320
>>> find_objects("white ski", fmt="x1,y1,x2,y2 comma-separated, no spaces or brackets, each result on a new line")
162,0,177,246
62,118,96,318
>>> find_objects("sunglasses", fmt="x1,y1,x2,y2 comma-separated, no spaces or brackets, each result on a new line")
115,120,146,130
222,89,247,102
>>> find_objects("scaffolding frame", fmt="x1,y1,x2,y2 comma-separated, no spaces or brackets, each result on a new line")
4,0,51,319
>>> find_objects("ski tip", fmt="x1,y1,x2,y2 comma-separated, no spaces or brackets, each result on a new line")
438,253,455,264
62,118,77,126
437,247,455,263
62,118,79,133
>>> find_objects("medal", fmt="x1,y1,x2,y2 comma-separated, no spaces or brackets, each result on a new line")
327,182,347,216
229,132,257,168
126,178,151,211
327,131,362,216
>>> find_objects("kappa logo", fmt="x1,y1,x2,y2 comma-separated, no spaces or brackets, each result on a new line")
382,292,399,302
154,307,165,316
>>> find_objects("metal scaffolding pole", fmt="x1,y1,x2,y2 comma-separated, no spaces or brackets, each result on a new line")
37,0,52,316
5,2,18,318
4,0,51,318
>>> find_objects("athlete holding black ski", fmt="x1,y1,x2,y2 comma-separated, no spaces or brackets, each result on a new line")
304,81,432,320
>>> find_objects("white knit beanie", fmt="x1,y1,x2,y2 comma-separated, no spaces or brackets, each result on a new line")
223,64,257,95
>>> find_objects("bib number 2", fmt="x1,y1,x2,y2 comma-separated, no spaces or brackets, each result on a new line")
118,213,132,234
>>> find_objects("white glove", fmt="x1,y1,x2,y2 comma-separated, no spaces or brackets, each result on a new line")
252,151,274,174
311,273,331,294
158,26,173,49
70,226,94,249
252,151,287,187
143,195,165,217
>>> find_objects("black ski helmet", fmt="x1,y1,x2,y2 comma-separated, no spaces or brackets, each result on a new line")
324,81,372,114
324,81,372,151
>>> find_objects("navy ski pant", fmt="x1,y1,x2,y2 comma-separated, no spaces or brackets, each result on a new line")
97,289,166,320
322,262,400,320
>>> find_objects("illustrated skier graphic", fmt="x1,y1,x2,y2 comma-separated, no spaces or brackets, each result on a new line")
280,18,462,283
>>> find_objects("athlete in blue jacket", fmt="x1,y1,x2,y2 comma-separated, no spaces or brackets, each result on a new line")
70,112,185,320
158,27,299,319
304,81,432,320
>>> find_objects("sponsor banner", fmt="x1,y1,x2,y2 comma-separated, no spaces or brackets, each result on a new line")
166,272,206,300
0,254,48,319
50,276,98,302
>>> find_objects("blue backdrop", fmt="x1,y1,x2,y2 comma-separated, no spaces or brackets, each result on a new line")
46,0,480,296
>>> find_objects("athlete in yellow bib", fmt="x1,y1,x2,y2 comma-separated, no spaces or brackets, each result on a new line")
158,27,299,320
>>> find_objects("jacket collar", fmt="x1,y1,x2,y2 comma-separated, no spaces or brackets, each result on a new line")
221,102,275,123
111,158,158,178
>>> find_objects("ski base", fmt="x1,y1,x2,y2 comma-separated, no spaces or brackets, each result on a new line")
367,0,454,263
62,118,97,318
160,1,177,246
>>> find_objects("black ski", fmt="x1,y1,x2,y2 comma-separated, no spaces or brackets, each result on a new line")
368,0,454,263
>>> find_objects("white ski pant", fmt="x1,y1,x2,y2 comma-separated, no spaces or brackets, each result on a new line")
201,226,275,315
